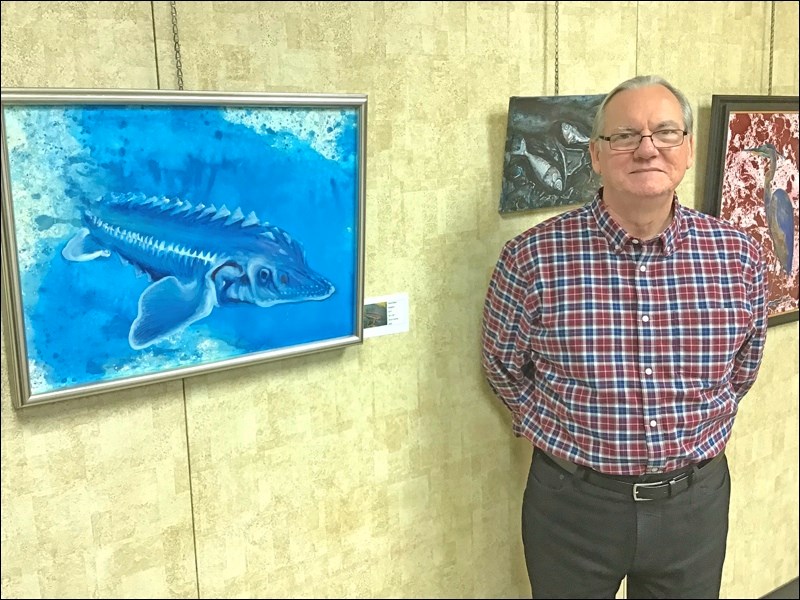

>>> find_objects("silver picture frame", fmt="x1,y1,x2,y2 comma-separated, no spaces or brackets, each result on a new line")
1,88,367,408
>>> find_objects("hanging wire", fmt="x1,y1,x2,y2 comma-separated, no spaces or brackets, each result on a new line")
554,0,560,95
767,0,775,95
170,0,185,90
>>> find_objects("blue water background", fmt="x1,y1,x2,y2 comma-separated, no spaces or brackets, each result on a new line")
4,104,360,394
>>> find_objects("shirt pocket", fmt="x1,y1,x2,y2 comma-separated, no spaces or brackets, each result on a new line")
674,302,751,383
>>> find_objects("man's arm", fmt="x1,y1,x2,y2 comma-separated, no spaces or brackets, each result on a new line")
481,242,537,416
731,245,769,401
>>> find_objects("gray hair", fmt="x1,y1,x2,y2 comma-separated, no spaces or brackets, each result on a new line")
591,75,693,139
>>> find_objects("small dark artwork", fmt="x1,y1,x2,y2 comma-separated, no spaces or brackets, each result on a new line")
363,302,388,329
499,94,604,214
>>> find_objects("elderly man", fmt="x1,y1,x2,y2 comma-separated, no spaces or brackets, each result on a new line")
482,75,768,599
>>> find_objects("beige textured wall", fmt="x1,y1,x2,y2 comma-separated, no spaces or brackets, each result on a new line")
1,2,797,598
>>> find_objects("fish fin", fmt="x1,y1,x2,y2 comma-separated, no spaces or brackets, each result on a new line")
129,275,216,349
241,211,260,228
211,205,231,221
171,201,192,215
199,205,217,220
225,207,244,226
62,228,111,262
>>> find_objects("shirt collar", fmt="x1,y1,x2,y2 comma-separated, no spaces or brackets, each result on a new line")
590,188,685,257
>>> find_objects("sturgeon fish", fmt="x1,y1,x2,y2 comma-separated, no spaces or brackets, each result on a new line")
62,193,334,349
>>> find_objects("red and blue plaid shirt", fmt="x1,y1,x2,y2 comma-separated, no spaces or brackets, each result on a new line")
482,191,768,475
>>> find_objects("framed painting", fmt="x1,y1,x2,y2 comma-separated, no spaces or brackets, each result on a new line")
705,94,799,327
1,88,367,408
498,94,603,214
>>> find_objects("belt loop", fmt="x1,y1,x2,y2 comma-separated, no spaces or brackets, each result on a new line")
668,476,683,497
691,458,706,480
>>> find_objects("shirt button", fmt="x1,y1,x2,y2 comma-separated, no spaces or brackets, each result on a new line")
642,315,650,322
632,239,641,244
649,420,657,427
648,467,660,474
639,265,646,272
645,367,653,375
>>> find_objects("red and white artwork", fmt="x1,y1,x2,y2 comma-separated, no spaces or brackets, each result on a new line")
719,110,799,319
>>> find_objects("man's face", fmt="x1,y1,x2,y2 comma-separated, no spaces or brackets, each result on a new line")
589,85,694,200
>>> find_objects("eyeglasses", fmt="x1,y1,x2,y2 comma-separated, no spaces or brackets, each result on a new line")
598,129,688,151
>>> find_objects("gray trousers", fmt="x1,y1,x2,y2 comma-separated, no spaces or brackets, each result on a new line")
522,449,730,599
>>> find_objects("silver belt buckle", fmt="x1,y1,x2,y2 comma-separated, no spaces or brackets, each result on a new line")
632,481,661,502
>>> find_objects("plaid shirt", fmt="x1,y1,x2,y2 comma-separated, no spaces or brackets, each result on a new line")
482,192,768,475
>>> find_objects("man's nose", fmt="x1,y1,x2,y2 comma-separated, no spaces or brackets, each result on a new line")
635,134,659,157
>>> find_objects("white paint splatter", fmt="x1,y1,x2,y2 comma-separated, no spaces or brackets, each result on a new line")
222,107,348,161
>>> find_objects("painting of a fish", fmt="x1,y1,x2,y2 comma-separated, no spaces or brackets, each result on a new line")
0,89,366,408
62,193,335,350
499,94,603,213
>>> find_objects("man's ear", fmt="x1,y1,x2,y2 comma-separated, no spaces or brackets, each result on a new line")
589,139,601,175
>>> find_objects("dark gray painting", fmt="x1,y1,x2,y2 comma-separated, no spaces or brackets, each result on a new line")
499,94,604,214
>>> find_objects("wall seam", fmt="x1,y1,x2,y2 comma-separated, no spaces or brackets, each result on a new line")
150,1,161,89
182,379,201,599
149,3,200,596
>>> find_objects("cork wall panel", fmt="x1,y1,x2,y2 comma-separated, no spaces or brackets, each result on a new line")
723,324,800,597
0,333,196,598
772,1,800,96
1,2,797,599
0,1,157,89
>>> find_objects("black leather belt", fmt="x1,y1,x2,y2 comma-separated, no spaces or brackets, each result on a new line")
538,450,725,502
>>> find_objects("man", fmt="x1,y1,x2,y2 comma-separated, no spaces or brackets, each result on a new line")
481,75,768,599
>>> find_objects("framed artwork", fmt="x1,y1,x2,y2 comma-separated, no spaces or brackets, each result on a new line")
1,88,367,408
498,94,603,214
705,94,799,327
